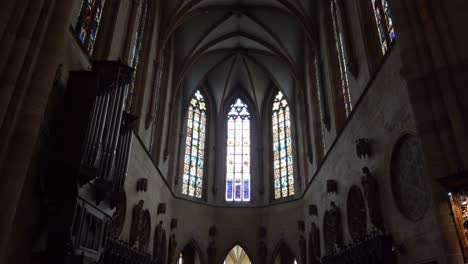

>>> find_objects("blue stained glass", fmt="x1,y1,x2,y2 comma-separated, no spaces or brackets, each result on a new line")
226,98,251,202
243,179,250,201
371,0,395,54
75,0,105,54
272,91,294,199
181,90,207,198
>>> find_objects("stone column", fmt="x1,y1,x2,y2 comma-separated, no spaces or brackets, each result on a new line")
0,1,74,261
390,0,468,263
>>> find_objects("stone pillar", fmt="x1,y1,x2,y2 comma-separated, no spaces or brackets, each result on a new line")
390,0,468,263
0,1,74,261
0,0,47,156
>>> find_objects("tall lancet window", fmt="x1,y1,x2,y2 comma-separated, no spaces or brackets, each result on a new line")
272,91,294,199
371,0,395,54
76,0,106,54
226,99,251,202
331,0,352,117
182,90,207,198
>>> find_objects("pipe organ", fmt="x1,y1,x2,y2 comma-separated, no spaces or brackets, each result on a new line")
49,61,136,263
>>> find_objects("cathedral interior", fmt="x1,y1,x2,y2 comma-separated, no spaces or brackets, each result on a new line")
1,0,468,264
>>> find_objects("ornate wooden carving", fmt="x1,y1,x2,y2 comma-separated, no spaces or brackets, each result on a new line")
99,239,155,264
309,223,321,264
361,167,384,230
309,204,318,216
323,202,344,254
356,138,372,158
129,200,144,246
321,233,395,264
391,134,430,221
326,179,338,194
347,185,367,241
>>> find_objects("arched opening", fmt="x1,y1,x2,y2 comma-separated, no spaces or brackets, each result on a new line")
177,241,204,264
273,243,296,264
224,245,251,264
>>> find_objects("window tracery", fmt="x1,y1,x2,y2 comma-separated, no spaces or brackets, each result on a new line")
182,90,207,198
330,0,352,117
371,0,395,54
226,98,251,202
272,91,294,199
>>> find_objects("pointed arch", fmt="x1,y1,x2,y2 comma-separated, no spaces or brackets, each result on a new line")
225,95,252,202
177,239,205,264
223,244,252,264
271,240,296,264
181,90,208,198
271,90,295,199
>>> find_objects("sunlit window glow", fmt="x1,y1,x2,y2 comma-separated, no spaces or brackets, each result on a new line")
182,90,207,198
226,99,251,202
272,91,294,199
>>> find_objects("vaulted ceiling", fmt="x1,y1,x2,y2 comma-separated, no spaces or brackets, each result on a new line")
160,0,316,115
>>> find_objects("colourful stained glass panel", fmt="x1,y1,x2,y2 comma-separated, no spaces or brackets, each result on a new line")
371,0,395,54
75,0,105,54
181,90,207,198
272,91,294,199
225,98,251,202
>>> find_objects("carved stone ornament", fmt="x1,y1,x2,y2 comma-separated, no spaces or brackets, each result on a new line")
258,226,267,238
391,134,431,221
259,241,267,264
168,234,177,264
170,218,178,230
136,178,148,192
309,204,318,216
109,195,126,239
207,240,217,264
209,226,217,237
323,202,344,254
138,210,151,251
298,220,305,232
129,200,144,246
299,235,307,264
326,179,338,194
346,185,367,241
309,223,321,264
153,221,164,261
157,203,167,214
361,167,384,230
356,138,372,159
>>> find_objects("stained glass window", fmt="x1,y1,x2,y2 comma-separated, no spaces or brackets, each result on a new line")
272,91,294,199
371,0,395,54
126,0,148,111
331,0,352,117
226,99,251,202
182,90,207,198
76,0,106,54
131,0,148,69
